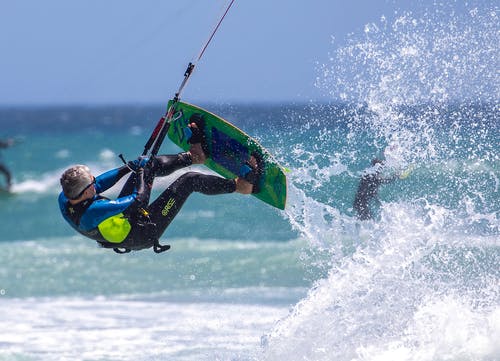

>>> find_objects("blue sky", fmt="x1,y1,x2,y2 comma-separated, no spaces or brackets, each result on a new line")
0,0,475,105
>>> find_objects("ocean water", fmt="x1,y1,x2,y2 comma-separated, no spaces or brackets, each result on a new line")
1,4,499,361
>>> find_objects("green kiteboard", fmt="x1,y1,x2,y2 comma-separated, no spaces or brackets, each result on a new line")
167,100,287,210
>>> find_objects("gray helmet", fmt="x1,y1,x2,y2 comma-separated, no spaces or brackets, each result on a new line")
60,165,93,199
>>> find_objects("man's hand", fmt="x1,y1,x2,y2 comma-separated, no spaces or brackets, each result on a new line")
127,156,149,172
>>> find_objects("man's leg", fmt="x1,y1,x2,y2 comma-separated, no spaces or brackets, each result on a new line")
118,153,193,198
0,163,11,188
147,172,236,237
152,152,193,177
356,203,372,220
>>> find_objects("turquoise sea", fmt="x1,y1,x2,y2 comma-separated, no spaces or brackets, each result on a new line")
0,5,499,361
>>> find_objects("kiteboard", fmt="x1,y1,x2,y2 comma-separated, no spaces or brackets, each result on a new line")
167,100,287,210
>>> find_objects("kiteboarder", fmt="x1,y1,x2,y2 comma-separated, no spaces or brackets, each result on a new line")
0,138,16,191
58,120,261,254
353,158,399,220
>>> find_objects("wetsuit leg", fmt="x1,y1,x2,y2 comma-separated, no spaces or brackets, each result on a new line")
355,203,372,220
153,153,192,177
118,153,192,198
147,172,236,237
354,192,373,220
0,163,11,188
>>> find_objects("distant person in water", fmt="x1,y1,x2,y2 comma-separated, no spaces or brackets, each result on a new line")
58,116,262,254
353,158,399,220
0,138,16,190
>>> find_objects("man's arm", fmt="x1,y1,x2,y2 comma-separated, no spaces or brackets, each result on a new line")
381,174,399,184
94,166,131,193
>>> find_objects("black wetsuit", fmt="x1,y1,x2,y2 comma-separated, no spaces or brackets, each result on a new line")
59,153,236,252
0,140,12,189
353,169,397,220
120,153,236,250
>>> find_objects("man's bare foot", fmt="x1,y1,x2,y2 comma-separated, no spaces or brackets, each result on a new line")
235,155,258,194
189,143,206,164
235,177,253,194
187,122,207,164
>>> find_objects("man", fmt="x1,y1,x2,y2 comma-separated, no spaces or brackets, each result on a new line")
353,158,399,221
0,138,15,190
59,117,260,254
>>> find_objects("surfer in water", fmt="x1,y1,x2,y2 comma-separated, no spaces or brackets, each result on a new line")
0,138,16,191
353,158,399,220
58,119,261,254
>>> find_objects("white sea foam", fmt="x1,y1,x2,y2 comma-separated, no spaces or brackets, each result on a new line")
0,297,288,361
267,5,499,359
265,200,499,361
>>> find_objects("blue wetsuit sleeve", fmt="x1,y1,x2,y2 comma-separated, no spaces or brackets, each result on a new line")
94,166,130,193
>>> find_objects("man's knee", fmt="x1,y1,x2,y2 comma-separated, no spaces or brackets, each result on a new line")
152,153,191,177
177,171,199,185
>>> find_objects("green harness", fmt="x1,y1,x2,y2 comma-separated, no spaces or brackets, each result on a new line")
97,213,131,243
